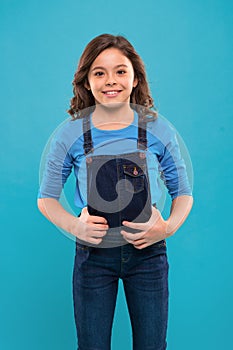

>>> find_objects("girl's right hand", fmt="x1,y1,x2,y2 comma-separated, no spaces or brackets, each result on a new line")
70,207,109,245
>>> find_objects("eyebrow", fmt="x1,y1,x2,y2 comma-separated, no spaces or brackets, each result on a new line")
91,64,128,72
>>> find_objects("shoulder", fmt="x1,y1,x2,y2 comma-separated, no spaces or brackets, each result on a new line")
50,117,84,149
147,114,177,145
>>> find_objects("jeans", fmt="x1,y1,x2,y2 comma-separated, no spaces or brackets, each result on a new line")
72,240,169,350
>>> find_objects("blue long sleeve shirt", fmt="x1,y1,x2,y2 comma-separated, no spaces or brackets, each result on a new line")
38,111,192,209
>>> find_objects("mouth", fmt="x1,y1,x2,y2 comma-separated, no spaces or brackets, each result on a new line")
102,90,122,97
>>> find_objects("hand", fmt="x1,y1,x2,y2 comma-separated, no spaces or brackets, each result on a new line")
71,207,109,245
121,206,168,249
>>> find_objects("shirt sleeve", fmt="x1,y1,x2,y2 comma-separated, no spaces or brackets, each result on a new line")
149,117,192,200
38,123,75,200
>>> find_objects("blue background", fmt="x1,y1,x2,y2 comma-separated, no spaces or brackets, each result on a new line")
1,0,232,349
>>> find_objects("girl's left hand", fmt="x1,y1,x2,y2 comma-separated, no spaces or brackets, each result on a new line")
121,206,168,249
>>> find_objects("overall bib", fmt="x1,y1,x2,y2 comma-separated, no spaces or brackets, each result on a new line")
82,112,152,248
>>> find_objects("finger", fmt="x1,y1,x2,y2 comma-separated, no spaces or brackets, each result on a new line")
122,237,138,246
85,208,108,224
152,206,159,213
152,206,162,214
134,242,149,250
121,230,145,241
133,239,147,246
123,236,147,247
88,237,103,245
150,207,161,222
122,221,146,230
126,239,146,246
92,223,109,230
89,215,108,224
81,207,88,213
84,225,108,239
91,230,107,237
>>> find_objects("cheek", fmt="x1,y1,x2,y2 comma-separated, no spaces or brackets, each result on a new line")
125,75,136,88
90,80,102,92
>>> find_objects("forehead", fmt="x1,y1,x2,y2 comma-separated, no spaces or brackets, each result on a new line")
90,48,133,69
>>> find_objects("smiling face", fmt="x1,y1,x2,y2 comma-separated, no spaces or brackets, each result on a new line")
86,48,138,106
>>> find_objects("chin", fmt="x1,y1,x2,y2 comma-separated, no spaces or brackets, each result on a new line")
98,101,129,110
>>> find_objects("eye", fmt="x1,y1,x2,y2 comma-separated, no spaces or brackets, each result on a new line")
94,71,104,76
117,70,126,75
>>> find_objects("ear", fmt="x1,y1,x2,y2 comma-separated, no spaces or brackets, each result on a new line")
133,76,138,88
84,80,91,90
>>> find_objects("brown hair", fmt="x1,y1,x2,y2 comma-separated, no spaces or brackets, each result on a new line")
67,34,157,120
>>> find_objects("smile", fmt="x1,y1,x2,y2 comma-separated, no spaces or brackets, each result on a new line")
102,90,122,96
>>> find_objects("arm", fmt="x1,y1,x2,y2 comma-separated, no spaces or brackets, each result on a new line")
38,121,108,245
121,118,193,249
37,198,108,245
166,194,193,236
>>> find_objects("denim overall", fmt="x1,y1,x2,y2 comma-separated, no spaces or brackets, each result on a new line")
82,113,152,247
72,113,169,350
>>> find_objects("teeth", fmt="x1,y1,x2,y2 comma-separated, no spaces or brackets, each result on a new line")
105,91,118,95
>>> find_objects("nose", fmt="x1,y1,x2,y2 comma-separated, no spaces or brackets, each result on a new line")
105,74,116,87
105,81,116,87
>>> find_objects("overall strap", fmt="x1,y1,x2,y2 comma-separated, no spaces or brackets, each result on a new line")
83,112,147,154
82,115,93,155
137,114,147,150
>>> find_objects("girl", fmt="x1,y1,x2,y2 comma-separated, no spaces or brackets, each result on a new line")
38,34,193,350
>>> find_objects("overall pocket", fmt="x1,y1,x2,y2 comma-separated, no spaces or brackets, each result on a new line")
123,164,146,193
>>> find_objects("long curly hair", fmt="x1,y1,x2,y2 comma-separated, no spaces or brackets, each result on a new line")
68,34,157,120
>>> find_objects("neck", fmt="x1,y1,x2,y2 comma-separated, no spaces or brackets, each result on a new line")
92,103,134,130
